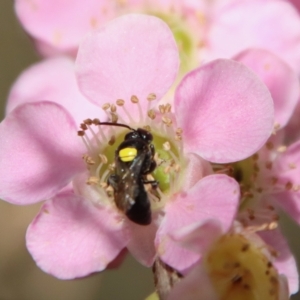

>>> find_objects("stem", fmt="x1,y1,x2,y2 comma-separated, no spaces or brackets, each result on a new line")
152,258,183,300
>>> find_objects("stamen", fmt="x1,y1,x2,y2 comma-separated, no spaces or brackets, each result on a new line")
147,93,157,101
80,123,88,130
274,123,281,131
266,141,274,150
82,154,96,165
165,103,172,113
148,109,156,120
99,154,108,164
80,135,92,152
86,176,100,185
159,104,166,114
110,104,117,113
162,116,172,126
265,161,272,170
108,135,116,145
102,103,110,110
87,124,101,147
277,145,287,153
285,182,293,190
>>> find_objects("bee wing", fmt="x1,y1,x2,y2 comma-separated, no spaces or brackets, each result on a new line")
113,152,146,210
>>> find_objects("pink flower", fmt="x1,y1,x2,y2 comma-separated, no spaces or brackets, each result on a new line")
219,48,300,236
166,221,298,299
15,0,300,73
0,15,274,279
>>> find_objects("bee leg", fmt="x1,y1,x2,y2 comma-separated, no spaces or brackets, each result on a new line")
107,174,120,190
143,160,157,175
142,179,159,189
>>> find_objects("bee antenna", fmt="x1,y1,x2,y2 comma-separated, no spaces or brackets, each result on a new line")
98,122,135,131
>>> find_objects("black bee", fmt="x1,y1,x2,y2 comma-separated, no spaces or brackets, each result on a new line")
99,122,157,225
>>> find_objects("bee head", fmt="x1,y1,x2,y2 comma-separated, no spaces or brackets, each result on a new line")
124,128,153,144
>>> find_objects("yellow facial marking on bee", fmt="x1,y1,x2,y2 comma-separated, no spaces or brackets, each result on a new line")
119,147,137,162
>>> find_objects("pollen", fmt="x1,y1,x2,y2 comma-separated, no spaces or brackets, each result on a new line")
119,147,137,162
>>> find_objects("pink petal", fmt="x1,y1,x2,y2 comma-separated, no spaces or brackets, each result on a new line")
15,0,116,54
289,0,300,13
183,153,213,190
76,14,179,114
125,213,160,267
234,48,299,128
207,0,300,72
6,57,103,125
272,140,300,222
259,229,299,294
284,98,300,143
167,263,218,300
0,102,85,205
26,192,128,279
155,174,239,272
175,59,274,163
170,219,223,254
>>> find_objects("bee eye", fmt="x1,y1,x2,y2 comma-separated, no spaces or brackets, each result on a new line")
124,131,139,140
119,147,137,162
136,129,153,143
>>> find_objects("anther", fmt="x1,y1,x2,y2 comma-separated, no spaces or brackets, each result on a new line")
265,161,272,169
148,109,156,120
274,123,281,131
256,187,263,193
77,130,85,136
293,185,300,192
80,123,88,130
99,154,108,164
271,177,278,185
162,116,172,126
165,103,171,113
92,118,100,125
131,95,139,103
174,164,180,172
163,141,171,151
252,153,259,161
285,182,293,190
266,141,274,150
147,93,157,101
289,163,296,169
86,176,100,185
159,105,165,114
102,103,110,110
100,182,108,188
277,145,287,153
176,128,183,135
143,125,151,132
108,135,116,145
82,154,96,165
116,99,125,106
84,118,93,125
164,166,171,174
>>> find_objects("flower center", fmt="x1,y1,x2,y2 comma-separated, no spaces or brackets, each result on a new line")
204,234,280,300
149,11,199,75
77,95,184,217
